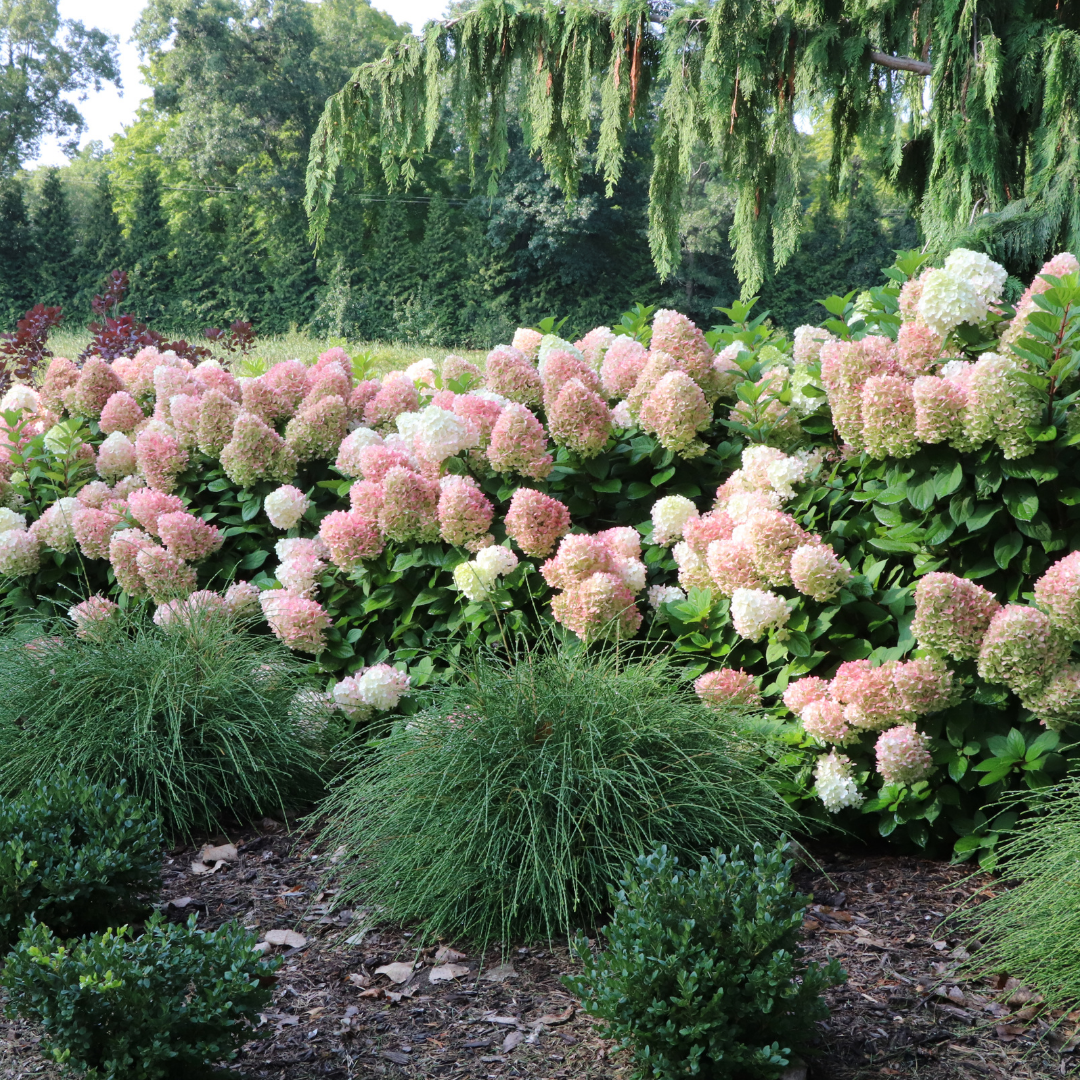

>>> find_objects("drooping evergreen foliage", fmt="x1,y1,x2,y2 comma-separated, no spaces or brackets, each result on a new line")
306,0,1080,291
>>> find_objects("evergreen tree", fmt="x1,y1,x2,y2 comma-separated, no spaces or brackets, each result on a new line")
33,168,76,308
358,199,420,338
0,181,36,326
75,173,124,315
124,171,173,325
415,194,466,342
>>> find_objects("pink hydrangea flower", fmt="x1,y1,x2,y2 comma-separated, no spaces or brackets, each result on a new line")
550,571,642,644
486,404,553,479
683,509,735,554
485,347,543,407
438,476,494,548
72,506,123,560
335,427,383,478
600,336,649,400
1033,551,1080,639
108,528,156,596
912,572,1001,660
260,590,331,654
875,725,934,785
547,378,612,458
1022,663,1080,731
860,375,918,459
898,274,925,321
504,488,571,557
303,363,352,409
285,395,349,462
196,389,240,458
157,510,223,562
626,350,684,418
1002,252,1080,351
378,466,441,543
0,529,41,576
801,699,853,744
638,371,711,457
99,391,145,434
541,351,603,406
363,372,420,430
224,580,261,618
135,543,197,603
977,604,1070,697
896,321,942,377
694,669,761,708
254,359,309,422
349,443,409,484
790,543,850,602
442,355,482,386
69,358,123,419
575,326,615,369
541,534,616,590
962,352,1041,459
30,498,81,553
319,509,384,569
76,481,112,509
276,540,328,597
135,425,188,494
348,379,381,419
732,509,810,587
706,537,765,595
68,595,119,640
153,590,230,629
511,329,543,359
452,394,503,451
892,656,955,716
782,676,831,718
128,489,185,536
264,485,310,530
40,357,80,415
349,479,385,517
650,310,717,396
192,362,241,402
912,375,966,444
169,394,203,449
220,411,297,488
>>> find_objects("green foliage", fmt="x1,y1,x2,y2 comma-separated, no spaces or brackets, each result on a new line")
317,645,794,943
0,180,35,324
0,777,163,952
0,609,328,835
306,0,1080,290
1,913,279,1079
31,167,75,308
124,172,173,325
0,0,120,174
565,841,845,1080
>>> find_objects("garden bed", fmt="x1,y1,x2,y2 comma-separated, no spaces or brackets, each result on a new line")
4,822,1076,1080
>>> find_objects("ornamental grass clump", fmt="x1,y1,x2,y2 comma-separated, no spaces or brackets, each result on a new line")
0,777,163,951
317,645,793,943
0,607,328,835
565,842,845,1080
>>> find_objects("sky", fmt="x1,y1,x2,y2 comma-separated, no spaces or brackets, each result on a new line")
28,0,450,169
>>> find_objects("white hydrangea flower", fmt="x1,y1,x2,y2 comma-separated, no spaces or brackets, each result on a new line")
611,400,633,429
765,456,808,500
0,507,26,534
332,675,373,719
397,405,476,463
614,556,647,594
718,342,749,363
264,486,310,530
647,584,686,622
789,363,821,416
474,544,518,579
730,588,790,642
404,358,438,385
814,750,864,813
651,495,699,546
725,489,783,523
943,248,1007,307
473,390,511,407
224,581,261,617
274,536,328,562
941,359,973,381
0,384,39,413
453,560,497,601
792,325,832,365
918,267,987,338
355,664,411,710
195,358,223,371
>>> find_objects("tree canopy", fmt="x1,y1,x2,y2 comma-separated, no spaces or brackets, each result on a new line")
306,0,1080,292
0,0,120,175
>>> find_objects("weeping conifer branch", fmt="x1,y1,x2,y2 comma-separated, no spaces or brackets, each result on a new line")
306,0,1080,293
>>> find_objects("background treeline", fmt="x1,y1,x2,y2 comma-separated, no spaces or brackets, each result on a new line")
1,0,916,345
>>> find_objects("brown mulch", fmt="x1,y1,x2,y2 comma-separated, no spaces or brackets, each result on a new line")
2,825,1079,1079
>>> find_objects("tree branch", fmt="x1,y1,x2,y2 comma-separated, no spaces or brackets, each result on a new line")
870,50,931,76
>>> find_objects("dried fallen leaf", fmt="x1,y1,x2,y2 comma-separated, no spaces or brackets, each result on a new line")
481,962,518,983
251,941,272,955
263,929,307,949
435,945,467,963
200,843,238,864
383,1051,411,1065
356,987,382,998
995,1023,1027,1042
344,928,373,946
502,1030,524,1053
189,861,216,875
375,961,417,984
429,963,470,984
484,1014,521,1026
347,973,370,989
167,896,198,909
533,1005,574,1027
